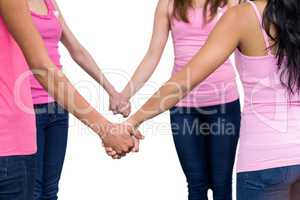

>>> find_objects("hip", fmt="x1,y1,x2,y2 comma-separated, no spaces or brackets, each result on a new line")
237,164,300,200
34,102,69,126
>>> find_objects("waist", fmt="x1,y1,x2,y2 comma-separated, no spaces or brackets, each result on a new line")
173,61,235,82
48,53,61,67
0,111,36,156
237,109,300,172
30,64,62,104
175,79,239,107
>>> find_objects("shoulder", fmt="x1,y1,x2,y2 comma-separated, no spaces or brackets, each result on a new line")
155,0,172,18
156,0,172,12
222,2,256,25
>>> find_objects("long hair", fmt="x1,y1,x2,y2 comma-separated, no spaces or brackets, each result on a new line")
173,0,228,23
262,0,300,94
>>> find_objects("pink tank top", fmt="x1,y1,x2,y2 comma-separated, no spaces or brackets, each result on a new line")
235,1,300,172
170,4,239,107
30,0,63,104
0,17,36,156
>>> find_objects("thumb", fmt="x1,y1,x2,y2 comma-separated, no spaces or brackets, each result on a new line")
132,129,144,140
124,121,144,139
131,136,140,152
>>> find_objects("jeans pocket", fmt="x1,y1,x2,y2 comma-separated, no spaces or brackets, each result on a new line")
259,167,288,186
244,167,288,189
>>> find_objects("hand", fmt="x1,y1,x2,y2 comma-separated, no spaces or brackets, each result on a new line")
109,91,131,117
101,123,138,156
104,121,144,159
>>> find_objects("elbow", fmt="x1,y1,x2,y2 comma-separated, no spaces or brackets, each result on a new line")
29,58,58,84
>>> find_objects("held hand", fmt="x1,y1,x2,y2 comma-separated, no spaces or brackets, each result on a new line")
109,92,131,117
104,122,144,159
101,123,136,156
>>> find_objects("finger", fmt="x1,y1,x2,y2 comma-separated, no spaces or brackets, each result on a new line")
118,105,128,117
110,103,118,115
112,155,121,159
132,129,144,140
105,147,113,152
132,136,140,153
116,150,124,155
109,102,115,112
108,150,117,156
122,106,131,118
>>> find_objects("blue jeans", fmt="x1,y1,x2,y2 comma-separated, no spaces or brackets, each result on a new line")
237,165,300,200
0,155,36,200
170,99,241,200
34,102,69,200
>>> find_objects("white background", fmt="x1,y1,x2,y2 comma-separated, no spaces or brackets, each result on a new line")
56,0,244,199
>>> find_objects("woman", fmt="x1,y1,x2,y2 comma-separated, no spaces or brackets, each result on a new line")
0,0,138,199
110,0,241,199
27,0,130,199
111,0,300,199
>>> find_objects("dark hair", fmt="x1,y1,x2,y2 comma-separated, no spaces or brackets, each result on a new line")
173,0,228,23
262,0,300,94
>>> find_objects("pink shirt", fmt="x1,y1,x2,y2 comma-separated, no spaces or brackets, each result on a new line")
0,17,36,156
170,6,239,107
235,1,300,172
30,0,63,105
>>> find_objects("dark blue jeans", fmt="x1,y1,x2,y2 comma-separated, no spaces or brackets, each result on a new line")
237,165,300,200
0,155,36,200
34,102,69,200
170,99,241,200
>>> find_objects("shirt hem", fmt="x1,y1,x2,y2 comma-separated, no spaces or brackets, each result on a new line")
176,93,240,108
237,160,300,173
0,149,37,157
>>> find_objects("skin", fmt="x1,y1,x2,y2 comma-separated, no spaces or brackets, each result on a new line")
126,0,274,127
106,0,238,156
0,0,142,157
108,0,276,158
28,0,131,117
110,0,237,109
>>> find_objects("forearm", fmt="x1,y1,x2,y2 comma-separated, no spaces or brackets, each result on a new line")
73,48,117,97
122,52,161,99
128,49,223,128
122,0,170,100
128,7,242,128
34,66,110,137
0,0,110,137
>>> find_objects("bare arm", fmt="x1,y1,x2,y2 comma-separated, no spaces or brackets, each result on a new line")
127,7,242,128
52,0,118,98
121,0,171,100
0,0,135,154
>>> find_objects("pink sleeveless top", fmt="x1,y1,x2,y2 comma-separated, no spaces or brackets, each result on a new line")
170,4,239,107
30,0,63,104
0,17,36,156
236,1,300,172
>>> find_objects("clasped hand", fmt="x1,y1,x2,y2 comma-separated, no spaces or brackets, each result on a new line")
102,92,141,159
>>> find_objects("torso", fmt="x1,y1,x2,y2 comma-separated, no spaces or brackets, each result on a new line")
0,17,37,156
170,3,239,107
235,1,300,172
28,0,63,105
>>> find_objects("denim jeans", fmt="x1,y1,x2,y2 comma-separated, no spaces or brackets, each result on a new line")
237,165,300,200
34,102,69,200
0,155,36,200
170,99,241,200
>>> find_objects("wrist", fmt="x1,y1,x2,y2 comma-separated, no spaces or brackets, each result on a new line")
108,87,119,98
127,114,142,129
93,118,112,139
121,89,131,101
